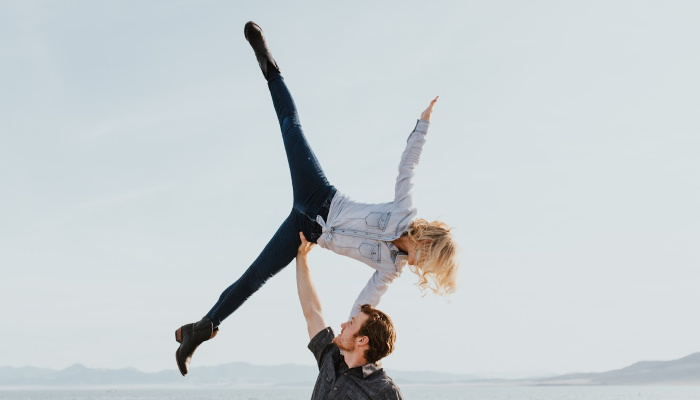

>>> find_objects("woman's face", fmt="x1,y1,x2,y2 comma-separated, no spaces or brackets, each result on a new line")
407,248,417,266
407,239,430,266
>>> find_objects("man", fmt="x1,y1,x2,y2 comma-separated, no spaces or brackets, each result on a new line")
296,232,403,400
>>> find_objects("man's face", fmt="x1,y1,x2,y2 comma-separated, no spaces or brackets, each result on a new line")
333,312,369,352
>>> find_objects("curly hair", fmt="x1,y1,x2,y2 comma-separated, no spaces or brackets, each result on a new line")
357,304,396,364
406,218,458,296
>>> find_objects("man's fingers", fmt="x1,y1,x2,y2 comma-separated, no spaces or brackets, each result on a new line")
298,231,316,254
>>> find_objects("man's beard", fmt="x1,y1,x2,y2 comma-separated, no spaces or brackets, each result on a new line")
333,334,355,352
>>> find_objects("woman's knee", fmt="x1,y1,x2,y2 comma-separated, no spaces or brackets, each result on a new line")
241,268,270,293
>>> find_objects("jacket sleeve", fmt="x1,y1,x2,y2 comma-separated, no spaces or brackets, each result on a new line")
394,119,429,210
349,270,398,319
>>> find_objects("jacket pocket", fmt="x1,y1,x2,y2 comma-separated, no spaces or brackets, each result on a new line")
359,243,381,263
365,212,391,231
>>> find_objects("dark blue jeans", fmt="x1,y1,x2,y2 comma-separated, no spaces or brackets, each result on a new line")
206,72,336,327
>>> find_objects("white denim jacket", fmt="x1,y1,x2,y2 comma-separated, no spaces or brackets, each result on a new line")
316,119,429,318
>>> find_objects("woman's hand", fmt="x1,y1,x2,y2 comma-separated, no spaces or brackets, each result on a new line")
420,96,439,122
297,232,316,257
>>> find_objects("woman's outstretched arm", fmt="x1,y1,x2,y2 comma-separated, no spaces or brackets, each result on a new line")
394,96,438,209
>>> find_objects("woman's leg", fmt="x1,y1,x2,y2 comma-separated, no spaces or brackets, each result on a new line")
206,212,300,327
207,25,332,327
176,212,301,375
246,22,331,208
176,22,333,377
266,64,334,213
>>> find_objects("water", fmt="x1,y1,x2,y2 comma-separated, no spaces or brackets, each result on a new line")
1,386,700,400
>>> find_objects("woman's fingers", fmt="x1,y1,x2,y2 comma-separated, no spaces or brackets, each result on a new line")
421,96,438,121
427,96,439,111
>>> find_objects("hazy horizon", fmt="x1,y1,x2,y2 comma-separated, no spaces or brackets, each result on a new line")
1,1,699,377
3,350,700,384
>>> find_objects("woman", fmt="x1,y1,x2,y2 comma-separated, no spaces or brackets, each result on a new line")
175,21,458,376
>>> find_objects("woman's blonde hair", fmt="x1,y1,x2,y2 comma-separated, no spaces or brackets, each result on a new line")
406,218,458,296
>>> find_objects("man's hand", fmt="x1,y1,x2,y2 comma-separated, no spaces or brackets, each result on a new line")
297,232,316,258
420,96,439,122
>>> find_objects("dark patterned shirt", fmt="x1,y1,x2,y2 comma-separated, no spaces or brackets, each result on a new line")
308,327,403,400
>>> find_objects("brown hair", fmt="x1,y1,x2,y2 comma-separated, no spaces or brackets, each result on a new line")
357,304,396,364
406,218,458,296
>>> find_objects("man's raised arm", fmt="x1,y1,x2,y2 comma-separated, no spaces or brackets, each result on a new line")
296,232,328,340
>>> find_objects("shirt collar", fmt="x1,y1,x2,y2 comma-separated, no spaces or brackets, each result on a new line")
339,352,382,379
346,363,382,378
387,242,408,265
361,363,382,378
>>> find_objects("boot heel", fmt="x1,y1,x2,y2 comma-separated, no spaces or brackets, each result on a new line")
175,327,182,343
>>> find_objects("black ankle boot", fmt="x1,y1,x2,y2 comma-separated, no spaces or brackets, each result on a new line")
244,21,281,80
175,316,218,376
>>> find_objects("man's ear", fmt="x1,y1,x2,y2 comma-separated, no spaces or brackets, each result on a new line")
357,335,369,346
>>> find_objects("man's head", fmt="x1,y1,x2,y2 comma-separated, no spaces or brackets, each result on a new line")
333,304,396,364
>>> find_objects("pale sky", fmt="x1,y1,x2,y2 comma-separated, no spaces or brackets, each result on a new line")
1,1,699,378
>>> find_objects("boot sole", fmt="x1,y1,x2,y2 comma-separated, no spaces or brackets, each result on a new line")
175,327,182,343
175,348,187,376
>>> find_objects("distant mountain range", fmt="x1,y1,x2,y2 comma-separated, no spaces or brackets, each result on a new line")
529,352,700,386
0,363,478,387
1,352,699,387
